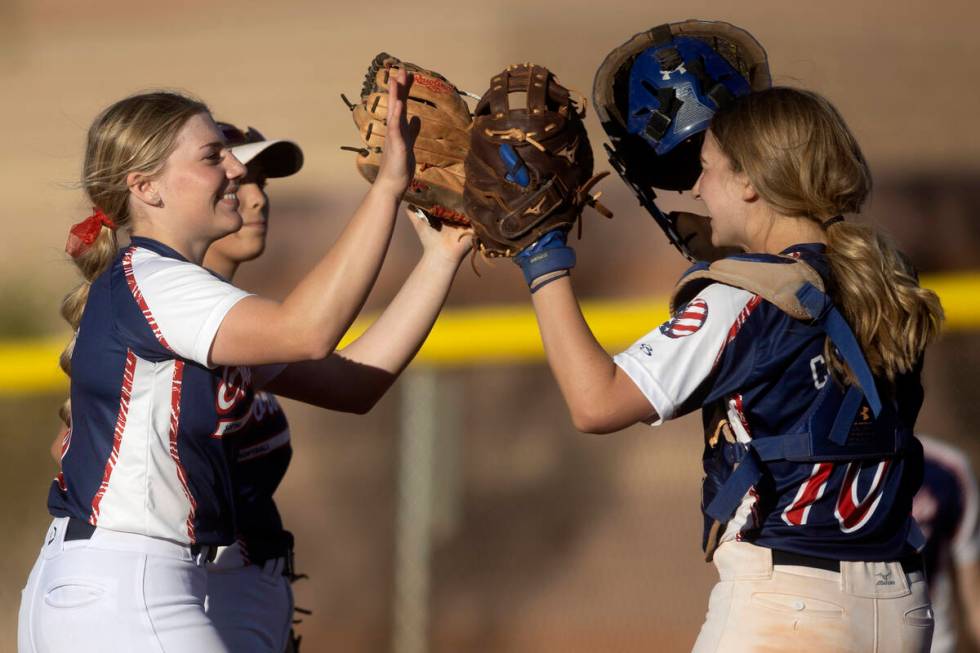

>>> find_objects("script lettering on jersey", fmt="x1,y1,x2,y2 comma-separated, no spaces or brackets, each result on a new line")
216,366,251,414
211,366,253,439
781,459,893,533
782,462,834,526
834,460,892,533
250,391,276,423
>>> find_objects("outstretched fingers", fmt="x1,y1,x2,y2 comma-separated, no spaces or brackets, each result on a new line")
372,66,419,194
386,67,419,152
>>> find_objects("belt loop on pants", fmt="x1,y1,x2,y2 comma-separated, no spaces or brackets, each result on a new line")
65,517,96,541
260,556,287,577
191,545,217,567
770,548,925,599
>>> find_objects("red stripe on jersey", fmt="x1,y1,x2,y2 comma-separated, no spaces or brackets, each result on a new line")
59,426,71,459
749,487,760,528
167,361,197,542
782,462,834,526
731,487,762,544
679,308,707,320
89,349,137,525
713,295,763,366
728,295,762,341
835,460,892,533
123,247,174,352
732,394,751,437
55,426,72,492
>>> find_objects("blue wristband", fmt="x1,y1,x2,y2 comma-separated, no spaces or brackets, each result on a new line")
514,230,576,287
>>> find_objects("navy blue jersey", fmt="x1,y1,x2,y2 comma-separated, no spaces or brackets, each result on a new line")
913,437,980,652
222,390,293,558
615,244,925,560
49,237,254,545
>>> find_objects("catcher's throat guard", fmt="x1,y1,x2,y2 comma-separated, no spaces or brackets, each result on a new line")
593,20,770,261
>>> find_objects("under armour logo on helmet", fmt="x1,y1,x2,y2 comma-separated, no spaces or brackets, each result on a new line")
661,64,687,81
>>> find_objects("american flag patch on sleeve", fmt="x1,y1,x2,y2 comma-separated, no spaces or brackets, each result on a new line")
659,299,709,338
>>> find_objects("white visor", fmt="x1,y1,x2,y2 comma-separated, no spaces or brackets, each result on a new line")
230,140,304,178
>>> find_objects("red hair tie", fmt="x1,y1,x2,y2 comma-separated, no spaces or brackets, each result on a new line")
66,207,116,258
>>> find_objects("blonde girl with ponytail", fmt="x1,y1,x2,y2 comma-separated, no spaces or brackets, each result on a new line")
21,70,423,653
706,87,943,388
523,85,943,651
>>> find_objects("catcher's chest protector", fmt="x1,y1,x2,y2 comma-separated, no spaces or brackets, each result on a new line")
672,255,914,538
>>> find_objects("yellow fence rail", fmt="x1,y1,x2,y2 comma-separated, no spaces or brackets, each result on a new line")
2,271,979,396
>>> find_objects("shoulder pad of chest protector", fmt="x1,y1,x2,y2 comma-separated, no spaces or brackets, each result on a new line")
670,253,825,320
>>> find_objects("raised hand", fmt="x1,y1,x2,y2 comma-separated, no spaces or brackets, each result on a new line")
375,67,421,197
406,207,473,264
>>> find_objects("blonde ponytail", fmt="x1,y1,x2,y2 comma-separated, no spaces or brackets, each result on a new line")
58,92,209,427
710,87,944,384
823,222,943,383
59,225,119,372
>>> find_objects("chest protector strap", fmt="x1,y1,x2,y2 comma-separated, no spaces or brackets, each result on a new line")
672,255,909,528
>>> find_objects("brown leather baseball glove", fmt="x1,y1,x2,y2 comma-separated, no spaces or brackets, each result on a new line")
343,52,473,225
463,63,611,257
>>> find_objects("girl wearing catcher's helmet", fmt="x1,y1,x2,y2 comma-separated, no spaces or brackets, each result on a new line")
518,24,944,653
20,78,471,653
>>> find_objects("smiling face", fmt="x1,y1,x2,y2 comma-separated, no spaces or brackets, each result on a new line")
691,130,754,249
148,113,247,246
206,162,271,266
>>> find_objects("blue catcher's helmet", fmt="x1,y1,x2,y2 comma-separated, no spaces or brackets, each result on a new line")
626,36,753,157
594,20,770,259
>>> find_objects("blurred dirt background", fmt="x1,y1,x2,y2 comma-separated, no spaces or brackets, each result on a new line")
2,0,979,650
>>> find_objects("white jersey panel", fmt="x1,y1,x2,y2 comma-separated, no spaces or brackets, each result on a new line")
126,247,251,367
93,356,197,543
613,284,757,423
87,351,151,529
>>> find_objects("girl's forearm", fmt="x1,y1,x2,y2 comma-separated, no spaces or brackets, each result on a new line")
282,185,402,351
530,276,657,432
340,249,461,373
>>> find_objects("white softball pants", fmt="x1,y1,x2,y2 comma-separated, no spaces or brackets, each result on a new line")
205,542,294,653
18,517,229,653
692,541,934,652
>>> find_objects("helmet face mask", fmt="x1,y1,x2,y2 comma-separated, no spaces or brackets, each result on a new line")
611,130,705,193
